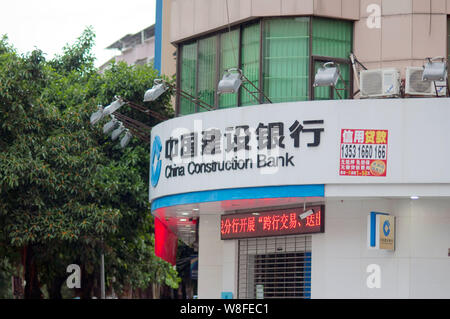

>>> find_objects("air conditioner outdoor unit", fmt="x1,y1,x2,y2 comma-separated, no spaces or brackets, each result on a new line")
405,67,447,96
360,68,401,98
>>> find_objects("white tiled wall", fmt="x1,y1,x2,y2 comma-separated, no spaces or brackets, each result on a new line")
198,198,450,299
198,213,223,299
312,198,450,298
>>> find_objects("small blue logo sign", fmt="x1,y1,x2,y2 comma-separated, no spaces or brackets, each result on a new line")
383,220,390,237
150,135,162,188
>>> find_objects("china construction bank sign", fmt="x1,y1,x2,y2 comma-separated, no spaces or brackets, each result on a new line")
149,99,392,200
149,105,331,200
152,118,325,183
149,98,450,201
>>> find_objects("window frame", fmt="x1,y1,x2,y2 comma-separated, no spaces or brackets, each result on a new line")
176,16,354,116
176,40,198,115
239,20,263,106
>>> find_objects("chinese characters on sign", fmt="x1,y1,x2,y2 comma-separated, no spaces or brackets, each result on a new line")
162,120,325,179
165,120,324,159
378,215,395,250
220,206,325,240
339,129,388,177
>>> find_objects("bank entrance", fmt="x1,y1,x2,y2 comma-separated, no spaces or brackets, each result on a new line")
237,235,312,299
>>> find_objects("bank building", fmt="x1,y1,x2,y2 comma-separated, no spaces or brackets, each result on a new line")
149,0,450,299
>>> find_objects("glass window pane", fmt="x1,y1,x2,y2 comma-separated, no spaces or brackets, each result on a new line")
312,18,353,101
334,63,350,100
312,18,353,59
197,36,217,112
219,29,239,109
180,42,197,115
263,17,310,104
241,23,261,106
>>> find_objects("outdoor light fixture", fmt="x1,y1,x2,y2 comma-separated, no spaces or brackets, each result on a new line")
217,68,242,94
410,196,420,200
111,123,125,141
112,112,150,144
90,98,126,126
299,209,315,220
90,105,104,125
103,116,119,134
217,68,272,104
313,62,341,87
103,97,126,117
120,130,132,148
89,94,163,147
422,57,448,82
143,79,168,102
144,79,216,111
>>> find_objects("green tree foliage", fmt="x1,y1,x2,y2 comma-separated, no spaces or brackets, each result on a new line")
0,28,177,298
49,27,96,74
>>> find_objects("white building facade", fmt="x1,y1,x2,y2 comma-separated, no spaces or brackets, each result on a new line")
150,98,450,298
152,0,450,299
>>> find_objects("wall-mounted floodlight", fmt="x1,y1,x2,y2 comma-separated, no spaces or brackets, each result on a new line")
217,68,272,104
144,79,216,111
103,97,126,117
217,69,242,94
111,123,125,141
120,130,132,148
103,116,119,134
88,96,154,145
313,62,341,87
299,209,315,220
422,57,448,82
143,79,169,102
112,112,150,144
90,105,104,125
422,57,449,97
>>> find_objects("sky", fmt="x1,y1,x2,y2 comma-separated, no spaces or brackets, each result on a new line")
0,0,156,67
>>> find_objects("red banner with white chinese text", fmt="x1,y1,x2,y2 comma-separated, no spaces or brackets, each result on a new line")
221,206,325,240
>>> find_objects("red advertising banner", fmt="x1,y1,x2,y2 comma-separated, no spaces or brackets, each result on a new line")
154,217,178,265
339,129,388,177
220,206,325,240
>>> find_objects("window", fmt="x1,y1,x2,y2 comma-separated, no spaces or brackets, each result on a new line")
177,17,353,116
197,36,217,112
219,29,240,108
311,18,353,100
179,42,197,115
263,18,310,103
240,23,261,106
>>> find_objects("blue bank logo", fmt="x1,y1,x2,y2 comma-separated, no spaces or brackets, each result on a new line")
383,220,391,237
150,135,162,188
